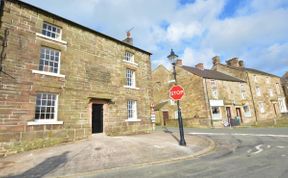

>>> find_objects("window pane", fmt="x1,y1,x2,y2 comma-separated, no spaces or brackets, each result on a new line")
35,93,57,121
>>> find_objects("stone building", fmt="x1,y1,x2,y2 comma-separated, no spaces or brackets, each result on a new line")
152,60,256,127
212,57,288,122
0,0,152,155
281,72,288,106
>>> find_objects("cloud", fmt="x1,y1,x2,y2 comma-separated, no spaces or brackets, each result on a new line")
181,47,217,68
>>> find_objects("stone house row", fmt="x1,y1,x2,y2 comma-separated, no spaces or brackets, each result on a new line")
0,0,153,154
152,57,288,127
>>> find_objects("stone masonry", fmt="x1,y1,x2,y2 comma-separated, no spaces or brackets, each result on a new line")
0,0,152,156
212,57,288,122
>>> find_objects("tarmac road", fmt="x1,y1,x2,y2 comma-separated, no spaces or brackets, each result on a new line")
83,128,288,178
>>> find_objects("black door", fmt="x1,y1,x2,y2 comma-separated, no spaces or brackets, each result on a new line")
162,111,169,126
92,104,103,133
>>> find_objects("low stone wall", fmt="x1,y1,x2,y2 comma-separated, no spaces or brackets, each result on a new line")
0,128,90,157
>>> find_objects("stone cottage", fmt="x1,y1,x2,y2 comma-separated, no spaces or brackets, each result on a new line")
0,0,153,155
281,72,288,107
152,60,256,127
212,57,288,122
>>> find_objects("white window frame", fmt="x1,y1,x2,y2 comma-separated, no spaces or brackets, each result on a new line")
276,83,281,94
124,51,134,62
32,47,65,78
243,105,252,117
256,86,261,96
211,106,221,120
125,68,136,88
27,93,63,125
266,77,270,84
278,97,288,113
211,80,218,98
258,102,265,113
269,88,274,97
42,22,62,40
253,75,257,82
126,100,139,121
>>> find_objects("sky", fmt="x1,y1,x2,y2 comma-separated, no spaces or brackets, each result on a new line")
22,0,288,76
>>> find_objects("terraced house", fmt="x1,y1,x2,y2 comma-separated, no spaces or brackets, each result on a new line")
0,0,153,155
213,57,288,123
153,57,287,128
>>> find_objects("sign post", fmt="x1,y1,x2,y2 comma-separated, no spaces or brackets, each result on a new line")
169,85,186,146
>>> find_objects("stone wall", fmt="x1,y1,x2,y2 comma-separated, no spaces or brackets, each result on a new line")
213,61,287,122
0,0,152,156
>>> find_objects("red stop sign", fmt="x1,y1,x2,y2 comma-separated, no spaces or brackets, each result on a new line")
169,85,185,101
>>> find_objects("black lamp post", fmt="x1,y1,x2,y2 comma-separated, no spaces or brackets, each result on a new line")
167,49,186,146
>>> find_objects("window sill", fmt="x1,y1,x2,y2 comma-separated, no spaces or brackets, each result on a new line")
32,70,65,78
27,120,63,125
123,60,138,67
124,85,140,90
125,119,141,122
212,117,222,121
36,33,67,45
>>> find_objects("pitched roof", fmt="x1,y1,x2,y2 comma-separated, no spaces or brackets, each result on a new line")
181,65,245,82
219,64,279,78
6,0,151,55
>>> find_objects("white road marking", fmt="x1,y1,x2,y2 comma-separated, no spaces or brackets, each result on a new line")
267,145,271,149
281,154,286,157
247,149,252,153
276,146,285,149
189,132,288,138
252,144,263,155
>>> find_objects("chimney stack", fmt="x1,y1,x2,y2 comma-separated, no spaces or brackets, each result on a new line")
226,57,239,67
195,63,204,70
176,59,183,66
239,60,244,67
123,31,133,45
212,56,220,65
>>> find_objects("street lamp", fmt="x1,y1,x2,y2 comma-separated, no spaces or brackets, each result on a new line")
167,49,186,146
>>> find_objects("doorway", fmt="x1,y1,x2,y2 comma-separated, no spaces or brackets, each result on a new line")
236,107,243,123
92,104,103,133
162,111,169,126
226,107,232,124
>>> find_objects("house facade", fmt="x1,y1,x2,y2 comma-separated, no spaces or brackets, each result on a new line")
0,0,152,155
281,72,288,106
212,57,288,122
152,60,256,128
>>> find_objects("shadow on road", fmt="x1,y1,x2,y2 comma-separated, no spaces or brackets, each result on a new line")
10,151,70,178
163,127,180,143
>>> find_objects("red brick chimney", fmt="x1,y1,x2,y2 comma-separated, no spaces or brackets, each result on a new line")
195,63,204,70
176,59,183,66
226,57,239,67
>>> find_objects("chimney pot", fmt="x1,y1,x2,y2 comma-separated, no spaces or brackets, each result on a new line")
212,56,220,65
226,57,239,67
239,60,244,67
176,59,183,66
195,63,204,70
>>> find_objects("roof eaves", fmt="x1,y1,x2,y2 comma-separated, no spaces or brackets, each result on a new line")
11,0,151,55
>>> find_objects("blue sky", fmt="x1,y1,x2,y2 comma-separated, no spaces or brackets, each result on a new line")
23,0,288,76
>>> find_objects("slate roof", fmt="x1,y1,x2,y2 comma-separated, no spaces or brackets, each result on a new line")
181,65,245,82
7,0,151,55
219,64,279,78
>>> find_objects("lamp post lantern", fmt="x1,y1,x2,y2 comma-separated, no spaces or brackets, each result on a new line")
167,49,186,146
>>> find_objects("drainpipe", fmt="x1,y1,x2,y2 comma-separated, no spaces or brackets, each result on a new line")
204,78,213,127
246,72,258,125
